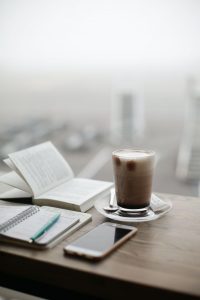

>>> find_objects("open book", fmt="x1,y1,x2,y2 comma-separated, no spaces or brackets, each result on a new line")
0,142,113,212
0,200,91,249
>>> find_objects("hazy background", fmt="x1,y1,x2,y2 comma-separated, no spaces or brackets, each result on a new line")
0,0,200,196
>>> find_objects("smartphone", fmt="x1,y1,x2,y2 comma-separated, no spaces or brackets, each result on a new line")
64,222,137,260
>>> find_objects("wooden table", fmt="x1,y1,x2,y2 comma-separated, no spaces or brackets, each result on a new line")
0,193,200,300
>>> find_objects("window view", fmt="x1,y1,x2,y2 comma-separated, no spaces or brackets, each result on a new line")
1,0,200,197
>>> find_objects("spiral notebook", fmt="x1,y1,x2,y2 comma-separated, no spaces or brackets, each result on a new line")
0,202,91,248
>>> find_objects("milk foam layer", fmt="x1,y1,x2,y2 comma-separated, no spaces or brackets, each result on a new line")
113,150,155,174
113,149,154,160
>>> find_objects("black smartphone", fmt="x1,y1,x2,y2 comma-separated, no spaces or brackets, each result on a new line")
64,222,137,260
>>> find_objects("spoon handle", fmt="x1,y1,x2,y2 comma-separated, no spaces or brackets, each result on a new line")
110,189,115,207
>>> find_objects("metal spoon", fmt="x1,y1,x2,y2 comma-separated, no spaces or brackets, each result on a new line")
103,188,118,212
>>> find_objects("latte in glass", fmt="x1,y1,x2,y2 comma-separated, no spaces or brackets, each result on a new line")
112,149,155,213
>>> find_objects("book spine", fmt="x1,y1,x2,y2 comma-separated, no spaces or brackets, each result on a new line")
0,206,40,233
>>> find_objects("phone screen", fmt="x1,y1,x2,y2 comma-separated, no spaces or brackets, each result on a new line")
64,223,136,259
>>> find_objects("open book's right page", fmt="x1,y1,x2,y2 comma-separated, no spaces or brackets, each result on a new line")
8,142,74,197
35,178,113,211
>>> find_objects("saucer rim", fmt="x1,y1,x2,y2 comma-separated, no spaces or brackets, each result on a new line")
94,193,172,223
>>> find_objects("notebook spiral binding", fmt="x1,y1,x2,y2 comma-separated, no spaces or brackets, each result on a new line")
0,206,40,233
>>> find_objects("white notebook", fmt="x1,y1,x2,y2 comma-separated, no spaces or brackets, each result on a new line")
0,201,92,248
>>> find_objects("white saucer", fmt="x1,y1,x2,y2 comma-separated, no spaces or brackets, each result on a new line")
94,193,172,223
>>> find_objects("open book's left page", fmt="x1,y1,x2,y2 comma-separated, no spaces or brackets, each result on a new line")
0,171,32,194
8,142,74,197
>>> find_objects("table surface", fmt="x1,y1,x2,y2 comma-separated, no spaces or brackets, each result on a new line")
0,193,200,300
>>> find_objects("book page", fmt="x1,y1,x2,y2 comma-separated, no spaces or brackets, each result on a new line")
0,188,32,199
9,142,74,197
37,178,113,205
3,158,22,176
0,171,33,194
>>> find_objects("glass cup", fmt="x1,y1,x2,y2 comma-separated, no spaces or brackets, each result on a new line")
112,149,155,214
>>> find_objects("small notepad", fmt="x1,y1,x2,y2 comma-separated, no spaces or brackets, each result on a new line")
0,205,79,247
